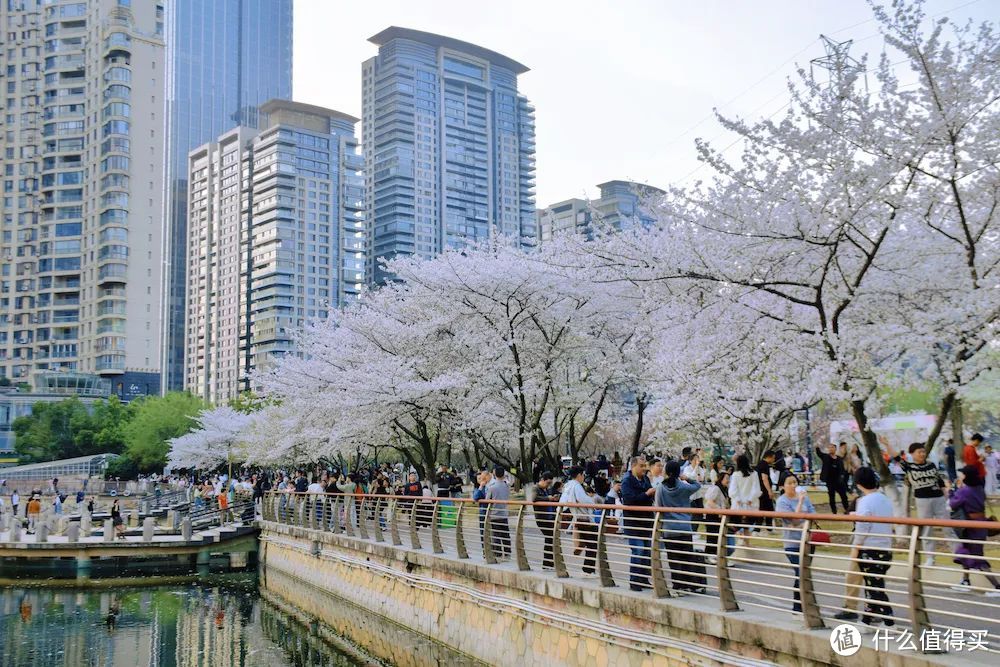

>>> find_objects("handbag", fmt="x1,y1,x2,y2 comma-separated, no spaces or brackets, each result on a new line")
810,529,831,544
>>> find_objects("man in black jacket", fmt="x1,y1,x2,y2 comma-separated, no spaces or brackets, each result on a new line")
534,471,557,569
815,445,849,513
294,470,309,494
620,456,656,591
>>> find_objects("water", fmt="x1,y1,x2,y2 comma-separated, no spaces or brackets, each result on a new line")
0,575,378,666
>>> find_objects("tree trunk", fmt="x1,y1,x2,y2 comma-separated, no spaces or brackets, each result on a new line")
851,399,890,483
630,394,647,458
951,398,965,452
567,418,579,464
924,391,955,454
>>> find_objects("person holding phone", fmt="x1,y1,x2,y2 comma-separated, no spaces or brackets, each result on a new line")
776,473,815,613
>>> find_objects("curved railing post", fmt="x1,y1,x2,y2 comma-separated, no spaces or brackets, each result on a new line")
514,504,529,570
329,496,341,534
798,518,823,629
308,495,318,531
357,498,369,540
482,503,497,564
454,502,469,559
297,494,306,528
342,495,355,537
596,509,615,587
372,497,384,542
716,513,739,611
409,500,422,550
650,512,669,598
389,499,402,546
552,506,568,578
431,501,444,554
907,524,930,644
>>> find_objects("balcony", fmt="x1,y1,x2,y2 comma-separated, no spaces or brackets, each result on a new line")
96,356,126,372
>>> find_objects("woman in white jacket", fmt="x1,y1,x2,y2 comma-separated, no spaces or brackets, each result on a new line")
728,454,761,546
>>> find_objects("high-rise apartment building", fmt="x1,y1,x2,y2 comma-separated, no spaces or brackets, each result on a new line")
0,0,165,395
363,27,536,284
185,100,364,404
160,0,293,393
537,180,665,242
537,198,590,243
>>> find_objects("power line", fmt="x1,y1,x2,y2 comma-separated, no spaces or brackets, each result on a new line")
658,0,984,154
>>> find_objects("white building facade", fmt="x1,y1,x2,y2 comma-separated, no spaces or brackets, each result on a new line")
185,100,364,404
0,0,164,396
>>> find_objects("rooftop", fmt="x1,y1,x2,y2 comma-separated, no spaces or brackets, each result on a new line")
369,27,529,75
597,180,667,196
0,453,117,475
259,99,359,125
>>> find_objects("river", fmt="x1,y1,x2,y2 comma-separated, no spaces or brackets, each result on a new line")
0,573,473,666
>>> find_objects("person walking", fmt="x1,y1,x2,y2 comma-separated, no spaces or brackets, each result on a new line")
26,494,41,534
110,498,126,540
559,466,596,575
534,471,558,570
775,473,815,612
756,451,777,530
852,467,895,627
10,490,18,519
485,466,511,560
949,465,1000,596
656,461,705,593
621,456,656,591
729,454,761,545
815,444,850,514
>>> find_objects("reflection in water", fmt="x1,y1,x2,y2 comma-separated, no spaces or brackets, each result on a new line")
0,576,376,666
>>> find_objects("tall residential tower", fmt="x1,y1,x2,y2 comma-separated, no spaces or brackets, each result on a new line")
0,0,165,395
160,0,293,393
363,27,536,284
185,100,364,404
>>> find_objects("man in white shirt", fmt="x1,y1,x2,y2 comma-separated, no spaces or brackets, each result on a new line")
852,467,895,628
559,466,596,575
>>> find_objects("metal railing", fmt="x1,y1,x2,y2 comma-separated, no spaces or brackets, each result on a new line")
185,496,254,529
261,490,1000,655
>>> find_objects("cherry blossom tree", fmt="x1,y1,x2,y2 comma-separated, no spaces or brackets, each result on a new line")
167,406,253,471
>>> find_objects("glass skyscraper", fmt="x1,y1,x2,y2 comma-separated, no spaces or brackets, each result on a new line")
160,0,293,392
363,27,536,284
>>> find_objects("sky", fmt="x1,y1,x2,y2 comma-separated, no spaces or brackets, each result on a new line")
294,0,995,206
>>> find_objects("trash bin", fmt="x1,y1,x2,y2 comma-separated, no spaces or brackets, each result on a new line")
437,500,457,528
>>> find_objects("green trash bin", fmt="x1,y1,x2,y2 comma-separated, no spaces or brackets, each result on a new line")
438,501,457,528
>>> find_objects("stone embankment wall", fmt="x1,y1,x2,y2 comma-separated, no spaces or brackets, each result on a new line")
259,521,921,667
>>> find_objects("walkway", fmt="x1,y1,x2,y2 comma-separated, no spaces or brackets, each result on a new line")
264,492,1000,663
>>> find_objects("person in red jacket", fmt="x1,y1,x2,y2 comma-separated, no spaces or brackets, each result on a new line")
964,434,987,479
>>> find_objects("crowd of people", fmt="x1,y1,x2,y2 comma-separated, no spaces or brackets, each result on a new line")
5,433,997,624
252,434,999,627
